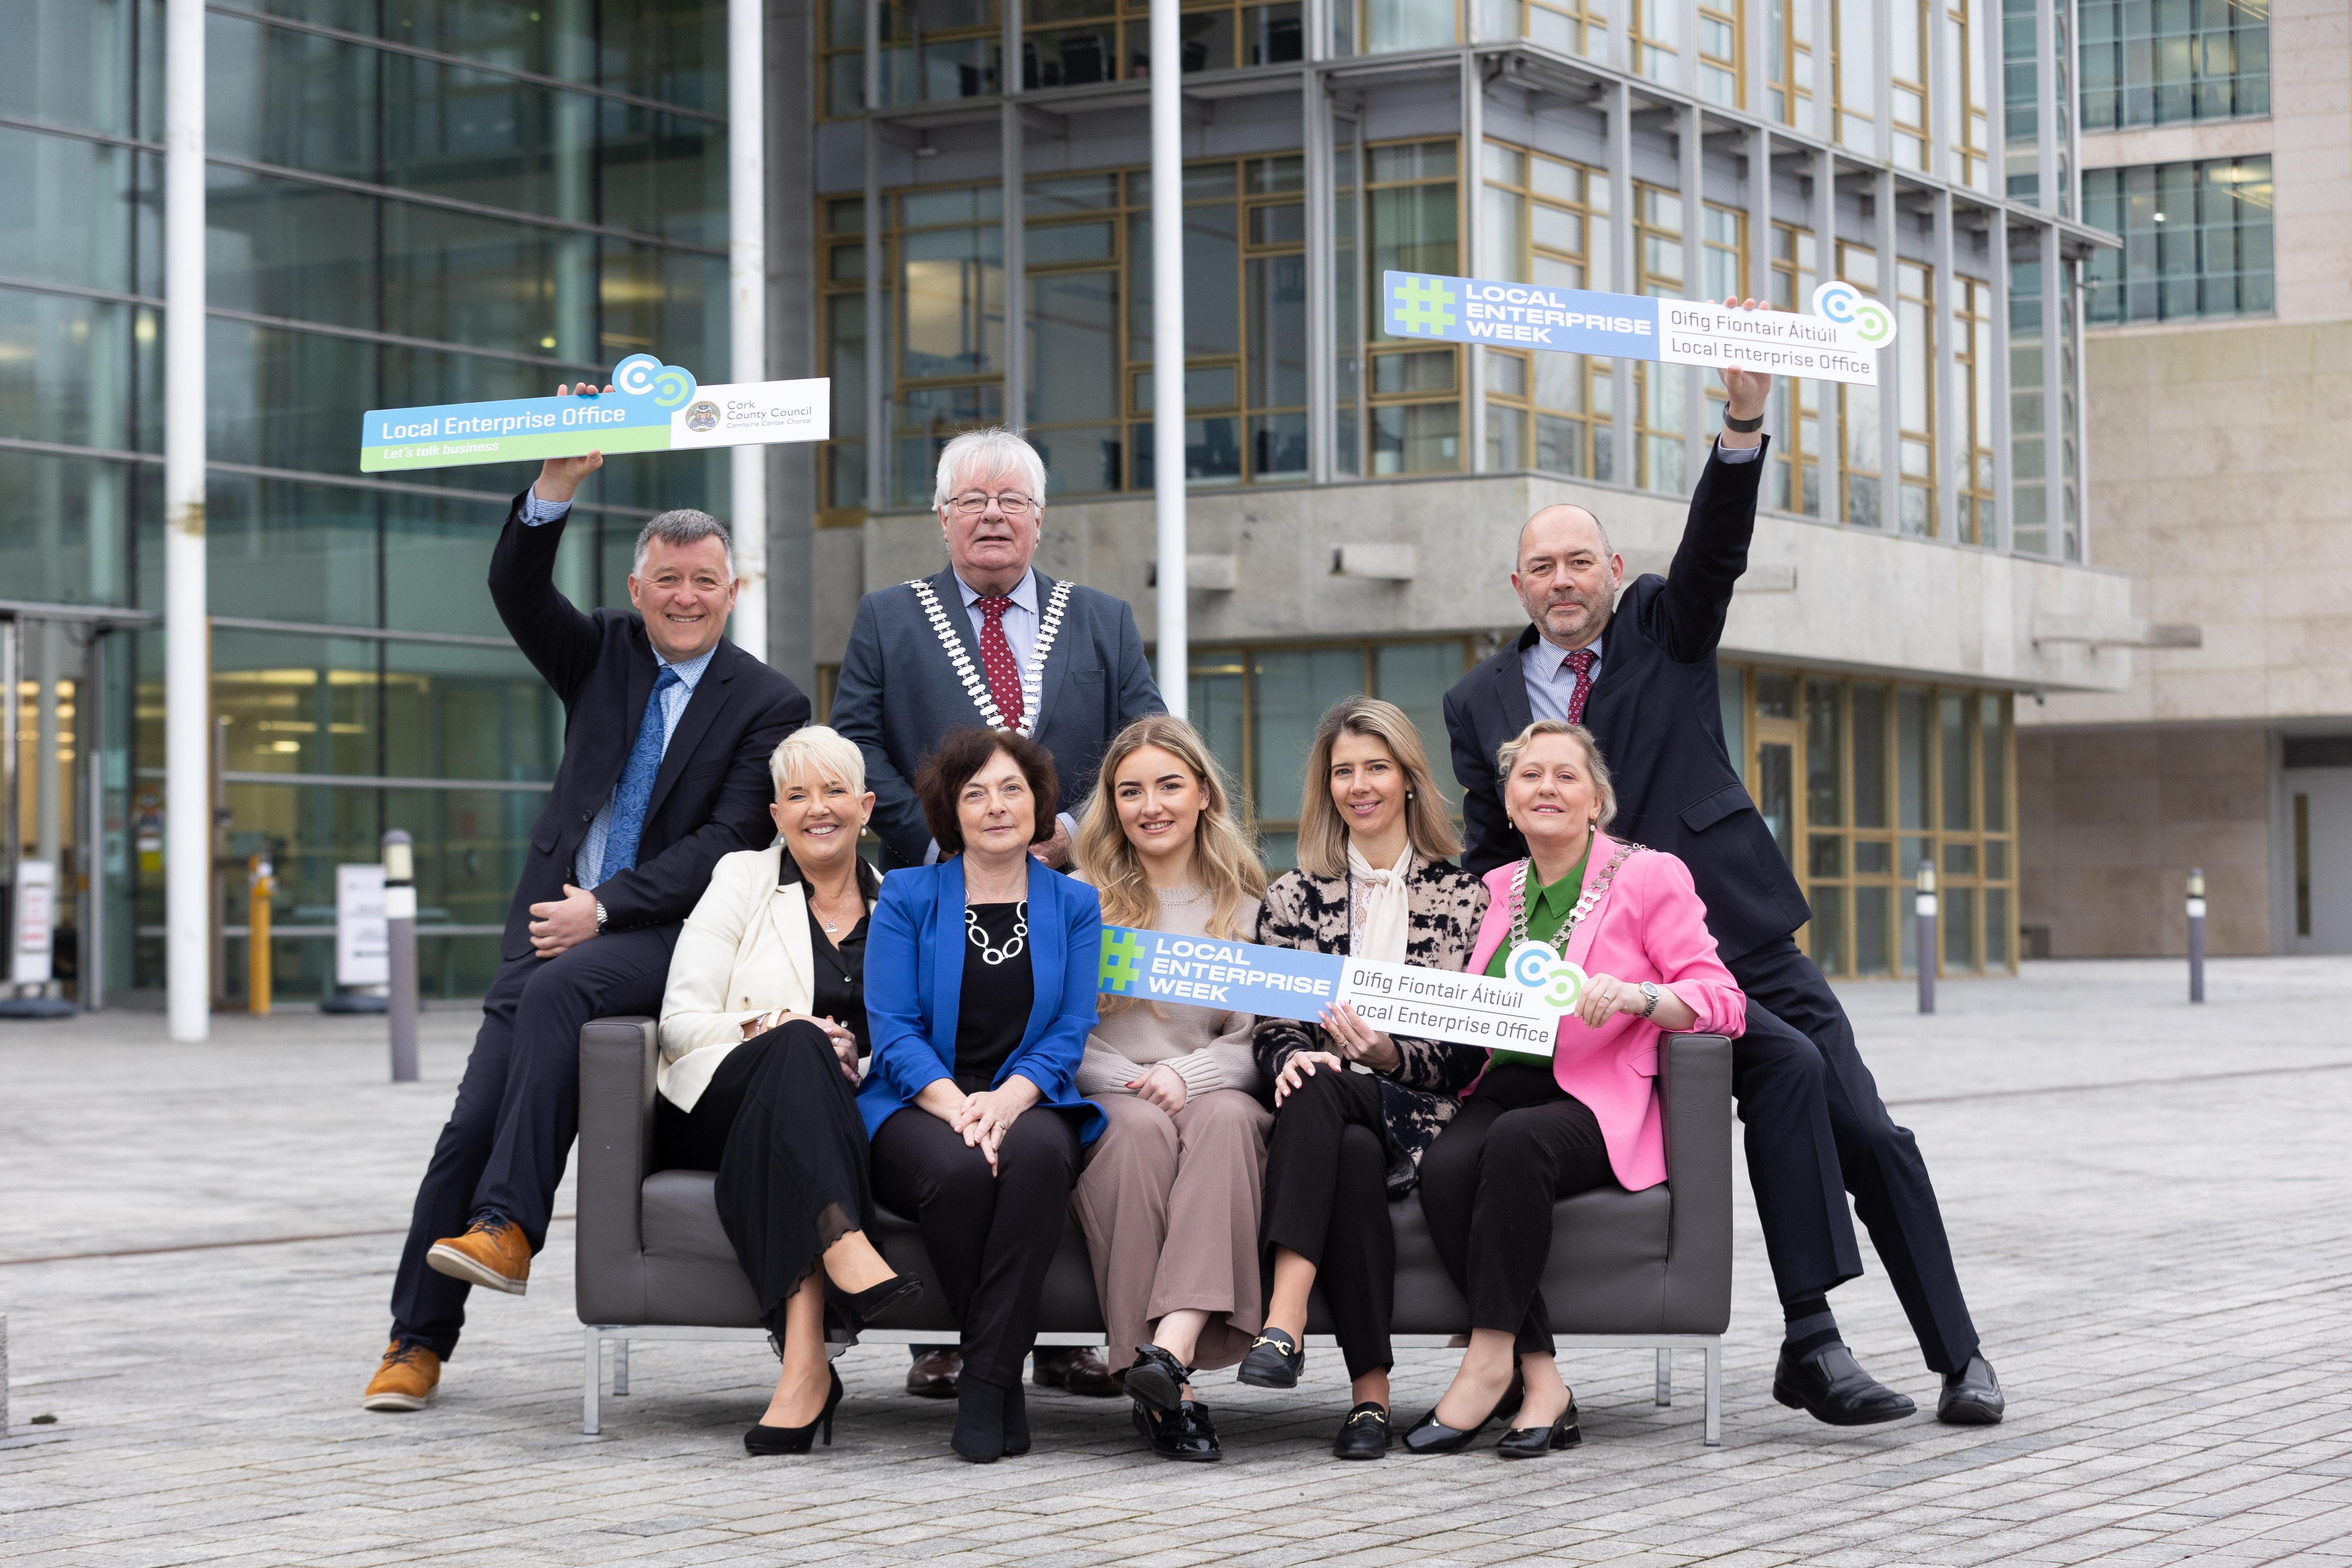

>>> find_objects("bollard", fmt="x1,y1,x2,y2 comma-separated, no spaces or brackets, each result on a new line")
245,851,275,1016
384,830,419,1082
2187,867,2206,1004
1915,861,1938,1015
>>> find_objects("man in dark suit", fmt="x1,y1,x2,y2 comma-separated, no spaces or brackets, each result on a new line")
363,388,808,1412
1442,308,2004,1429
831,425,1161,1398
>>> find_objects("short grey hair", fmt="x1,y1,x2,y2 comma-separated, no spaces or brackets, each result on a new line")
1495,719,1618,831
769,725,867,798
633,508,735,578
932,428,1048,511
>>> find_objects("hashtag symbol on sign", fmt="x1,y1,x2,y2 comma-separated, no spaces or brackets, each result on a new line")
1099,928,1145,994
1390,274,1458,337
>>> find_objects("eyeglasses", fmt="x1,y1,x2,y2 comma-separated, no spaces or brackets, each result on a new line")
948,491,1038,517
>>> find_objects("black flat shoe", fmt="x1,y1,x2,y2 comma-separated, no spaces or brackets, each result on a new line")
841,1271,923,1328
1401,1396,1506,1455
1332,1402,1390,1460
1938,1354,2005,1425
1132,1398,1222,1461
1234,1327,1304,1390
1124,1344,1191,1414
744,1365,842,1455
1496,1399,1581,1459
1773,1343,1916,1427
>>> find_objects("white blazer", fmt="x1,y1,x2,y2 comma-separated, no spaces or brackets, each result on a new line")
657,844,877,1111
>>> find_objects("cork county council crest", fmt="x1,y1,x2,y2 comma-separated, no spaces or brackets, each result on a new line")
684,400,720,432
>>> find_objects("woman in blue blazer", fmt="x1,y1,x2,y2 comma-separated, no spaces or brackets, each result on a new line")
860,726,1106,1463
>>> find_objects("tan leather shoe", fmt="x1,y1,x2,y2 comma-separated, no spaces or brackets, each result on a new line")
362,1341,441,1412
426,1215,531,1295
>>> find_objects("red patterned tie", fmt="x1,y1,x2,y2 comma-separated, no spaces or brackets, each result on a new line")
974,595,1026,730
1565,648,1596,724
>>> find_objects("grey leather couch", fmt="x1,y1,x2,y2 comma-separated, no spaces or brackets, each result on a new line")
576,1017,1734,1443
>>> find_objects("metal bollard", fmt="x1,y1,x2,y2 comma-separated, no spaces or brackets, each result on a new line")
1915,861,1938,1015
246,851,275,1016
384,830,420,1082
2187,867,2206,1004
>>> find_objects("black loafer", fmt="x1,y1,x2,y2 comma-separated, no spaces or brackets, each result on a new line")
1133,1398,1222,1461
1124,1344,1190,1414
1235,1327,1304,1390
1495,1399,1581,1459
1401,1398,1505,1454
1938,1354,2005,1425
1332,1402,1391,1460
1773,1343,1916,1427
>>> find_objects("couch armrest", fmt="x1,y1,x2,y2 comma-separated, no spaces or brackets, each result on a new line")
1657,1032,1733,1335
576,1016,658,1325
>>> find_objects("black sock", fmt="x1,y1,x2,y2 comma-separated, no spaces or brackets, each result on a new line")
1782,1297,1841,1360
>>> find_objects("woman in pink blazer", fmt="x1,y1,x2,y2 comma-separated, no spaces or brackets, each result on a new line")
1404,719,1745,1458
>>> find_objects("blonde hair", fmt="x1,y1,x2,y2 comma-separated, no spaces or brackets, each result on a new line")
1495,720,1618,831
1295,696,1462,879
769,725,867,798
1075,718,1266,1020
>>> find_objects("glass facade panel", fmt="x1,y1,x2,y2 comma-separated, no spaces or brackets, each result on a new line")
2084,158,2274,325
2080,0,2269,128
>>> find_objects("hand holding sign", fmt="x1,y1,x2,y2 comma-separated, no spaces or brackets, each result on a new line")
1320,1001,1402,1071
532,381,616,502
1714,297,1773,429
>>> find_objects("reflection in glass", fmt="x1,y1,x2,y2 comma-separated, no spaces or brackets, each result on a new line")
1805,680,1843,825
1252,647,1368,824
1808,885,1847,975
1756,741,1793,861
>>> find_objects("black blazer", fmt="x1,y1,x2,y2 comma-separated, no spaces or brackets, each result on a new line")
489,490,810,961
1442,442,1808,963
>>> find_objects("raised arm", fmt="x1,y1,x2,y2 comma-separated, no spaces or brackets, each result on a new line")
487,385,615,701
830,592,931,864
1652,312,1773,664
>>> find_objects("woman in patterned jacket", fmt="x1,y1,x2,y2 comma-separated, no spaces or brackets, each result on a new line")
1236,695,1491,1460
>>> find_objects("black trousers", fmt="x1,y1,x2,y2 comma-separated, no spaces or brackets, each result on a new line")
1415,1064,1617,1359
1259,1066,1395,1381
656,1023,873,1342
1728,935,1979,1374
388,925,677,1358
868,1104,1082,1390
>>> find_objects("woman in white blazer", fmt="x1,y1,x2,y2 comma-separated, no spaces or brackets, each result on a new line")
656,726,919,1457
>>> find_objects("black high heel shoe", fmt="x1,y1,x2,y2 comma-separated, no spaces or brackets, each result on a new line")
840,1270,923,1329
1401,1394,1507,1455
744,1364,843,1455
1495,1399,1582,1459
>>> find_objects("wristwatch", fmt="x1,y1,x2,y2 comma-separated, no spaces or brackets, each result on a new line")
594,897,609,932
1638,982,1663,1017
1722,410,1765,433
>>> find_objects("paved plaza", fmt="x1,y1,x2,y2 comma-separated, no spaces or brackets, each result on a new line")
3,957,2349,1566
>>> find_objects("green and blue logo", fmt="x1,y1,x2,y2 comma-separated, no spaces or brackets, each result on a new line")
1099,927,1147,995
1387,271,1461,337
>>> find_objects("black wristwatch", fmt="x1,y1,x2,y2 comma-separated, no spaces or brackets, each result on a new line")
1721,410,1765,433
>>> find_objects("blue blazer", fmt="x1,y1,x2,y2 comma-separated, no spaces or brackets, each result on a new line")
856,856,1107,1145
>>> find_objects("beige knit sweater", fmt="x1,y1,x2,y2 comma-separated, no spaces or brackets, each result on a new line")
1075,885,1262,1099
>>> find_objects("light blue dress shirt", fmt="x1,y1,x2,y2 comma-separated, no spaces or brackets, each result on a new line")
955,566,1040,670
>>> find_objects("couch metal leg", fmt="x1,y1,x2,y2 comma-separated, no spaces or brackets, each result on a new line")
582,1327,603,1436
1656,1348,1671,1406
1703,1341,1721,1446
612,1338,630,1396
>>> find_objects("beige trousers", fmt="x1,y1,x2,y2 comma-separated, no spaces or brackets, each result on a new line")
1074,1088,1272,1372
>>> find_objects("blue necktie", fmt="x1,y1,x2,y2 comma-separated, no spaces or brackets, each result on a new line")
597,666,681,885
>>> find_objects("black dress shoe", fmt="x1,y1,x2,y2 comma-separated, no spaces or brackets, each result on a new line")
1402,1397,1506,1454
1773,1343,1917,1427
1496,1399,1581,1459
1938,1354,2005,1425
1034,1345,1124,1397
1332,1402,1390,1460
1234,1327,1305,1389
1132,1398,1222,1461
906,1348,962,1399
952,1375,1008,1463
841,1271,922,1329
744,1366,843,1455
1123,1344,1190,1414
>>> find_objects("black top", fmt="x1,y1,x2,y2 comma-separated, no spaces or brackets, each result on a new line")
953,900,1034,1090
781,849,883,1057
1441,441,1810,962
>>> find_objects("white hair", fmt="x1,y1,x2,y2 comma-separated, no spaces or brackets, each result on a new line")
931,428,1048,511
769,725,867,797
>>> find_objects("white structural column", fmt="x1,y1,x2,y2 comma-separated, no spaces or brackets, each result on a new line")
1302,51,1334,484
1001,0,1028,450
165,0,209,1041
1680,103,1707,487
1931,189,1957,541
1608,82,1634,487
728,0,768,657
1462,51,1485,473
1149,0,1188,717
1812,144,1840,520
1988,211,2014,551
2040,221,2065,557
863,0,888,511
1747,127,1772,304
1875,167,1898,530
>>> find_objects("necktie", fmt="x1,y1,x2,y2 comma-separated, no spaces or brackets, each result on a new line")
1565,648,1597,724
974,594,1026,730
597,666,681,885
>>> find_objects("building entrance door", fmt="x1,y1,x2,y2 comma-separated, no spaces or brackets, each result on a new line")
2282,766,2352,955
2,606,141,1011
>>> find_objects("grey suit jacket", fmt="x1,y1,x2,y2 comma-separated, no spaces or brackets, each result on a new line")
830,566,1165,866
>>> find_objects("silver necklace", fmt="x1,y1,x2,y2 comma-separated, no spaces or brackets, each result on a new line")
966,900,1029,965
1508,842,1642,954
907,576,1074,738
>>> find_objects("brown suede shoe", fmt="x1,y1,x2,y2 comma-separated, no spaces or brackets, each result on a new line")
1035,1345,1123,1397
906,1348,962,1398
426,1215,531,1295
362,1341,441,1412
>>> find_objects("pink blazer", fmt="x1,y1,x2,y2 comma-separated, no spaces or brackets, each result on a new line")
1463,833,1746,1192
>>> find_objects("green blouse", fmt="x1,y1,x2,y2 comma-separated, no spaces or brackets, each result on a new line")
1483,832,1592,1072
